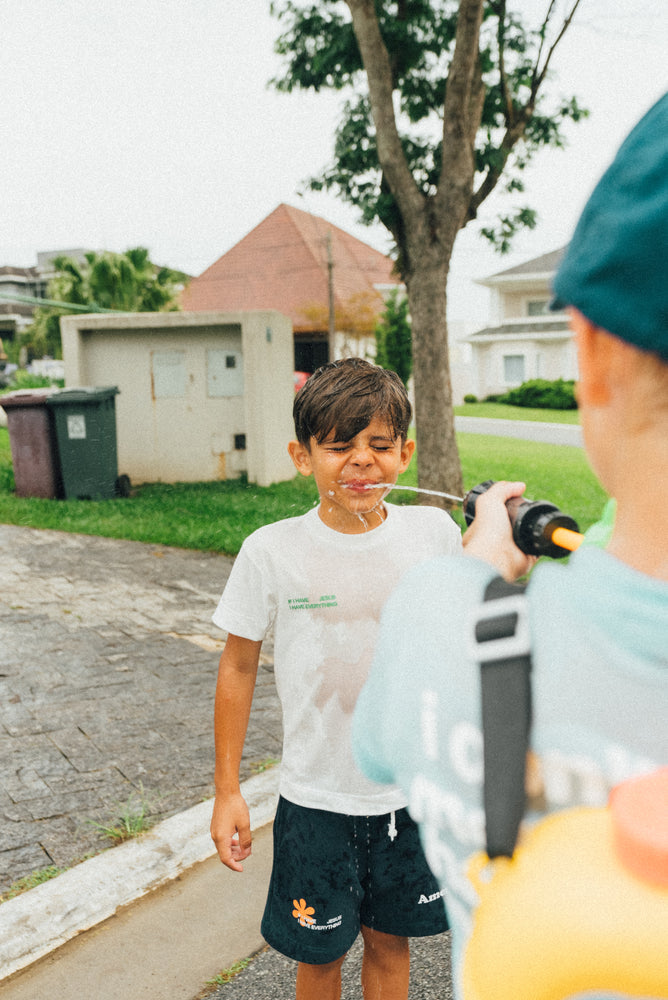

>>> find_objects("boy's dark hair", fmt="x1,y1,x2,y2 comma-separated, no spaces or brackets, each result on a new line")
293,358,412,447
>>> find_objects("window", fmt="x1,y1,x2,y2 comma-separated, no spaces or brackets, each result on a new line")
527,299,550,316
503,354,525,385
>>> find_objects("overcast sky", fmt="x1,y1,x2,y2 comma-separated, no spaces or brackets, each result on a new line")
3,1,667,325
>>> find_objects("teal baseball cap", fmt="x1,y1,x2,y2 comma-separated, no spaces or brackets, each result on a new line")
552,91,668,361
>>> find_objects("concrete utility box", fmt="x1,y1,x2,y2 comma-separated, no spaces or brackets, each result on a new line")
60,311,296,487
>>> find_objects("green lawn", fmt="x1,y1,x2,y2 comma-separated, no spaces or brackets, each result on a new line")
454,401,580,424
0,415,607,555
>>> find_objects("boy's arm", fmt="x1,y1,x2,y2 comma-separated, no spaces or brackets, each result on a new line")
210,633,262,872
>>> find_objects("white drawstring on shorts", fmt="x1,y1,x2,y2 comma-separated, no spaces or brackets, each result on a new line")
388,810,398,842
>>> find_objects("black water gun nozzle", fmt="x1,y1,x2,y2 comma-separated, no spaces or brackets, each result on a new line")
463,480,583,559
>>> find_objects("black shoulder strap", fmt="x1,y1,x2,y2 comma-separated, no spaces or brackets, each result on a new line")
473,576,532,859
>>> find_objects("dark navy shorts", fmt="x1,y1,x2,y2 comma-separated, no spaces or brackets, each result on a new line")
261,796,449,965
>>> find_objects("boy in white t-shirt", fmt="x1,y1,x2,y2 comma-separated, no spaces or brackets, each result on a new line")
210,358,462,1000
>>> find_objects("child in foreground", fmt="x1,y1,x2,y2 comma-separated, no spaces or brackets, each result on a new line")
211,358,462,1000
352,92,668,999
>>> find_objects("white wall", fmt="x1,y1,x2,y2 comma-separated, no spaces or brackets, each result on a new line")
470,335,577,398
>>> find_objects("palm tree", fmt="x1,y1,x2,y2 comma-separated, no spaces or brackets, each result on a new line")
23,248,186,359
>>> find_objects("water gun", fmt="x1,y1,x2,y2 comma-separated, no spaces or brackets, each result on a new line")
463,479,583,559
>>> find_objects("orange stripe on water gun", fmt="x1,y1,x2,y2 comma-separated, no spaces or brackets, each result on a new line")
550,526,584,552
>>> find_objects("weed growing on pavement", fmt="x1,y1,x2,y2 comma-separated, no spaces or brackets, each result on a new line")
87,783,158,845
249,756,280,774
205,958,252,987
0,865,67,903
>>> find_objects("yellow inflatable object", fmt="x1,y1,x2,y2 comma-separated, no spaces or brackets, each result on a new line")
462,769,668,999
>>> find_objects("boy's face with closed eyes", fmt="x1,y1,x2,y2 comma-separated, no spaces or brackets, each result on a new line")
288,416,414,534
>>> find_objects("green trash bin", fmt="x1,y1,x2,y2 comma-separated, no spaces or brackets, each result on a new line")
46,386,125,500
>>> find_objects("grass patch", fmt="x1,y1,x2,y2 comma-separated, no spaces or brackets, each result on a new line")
0,423,608,553
388,432,607,535
249,756,280,774
86,785,158,845
0,425,320,554
454,401,580,424
205,958,253,986
0,865,67,903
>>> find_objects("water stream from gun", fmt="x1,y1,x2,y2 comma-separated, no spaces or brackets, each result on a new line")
366,483,464,504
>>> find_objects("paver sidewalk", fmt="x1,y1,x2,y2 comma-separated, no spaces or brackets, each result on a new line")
0,524,282,897
0,523,456,1000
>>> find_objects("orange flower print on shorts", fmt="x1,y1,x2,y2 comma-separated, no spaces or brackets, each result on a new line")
292,898,316,927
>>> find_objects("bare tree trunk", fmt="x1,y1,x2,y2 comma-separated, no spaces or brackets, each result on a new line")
346,0,479,503
404,237,463,505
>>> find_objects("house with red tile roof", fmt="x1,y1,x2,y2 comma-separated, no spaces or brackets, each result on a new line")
181,203,401,372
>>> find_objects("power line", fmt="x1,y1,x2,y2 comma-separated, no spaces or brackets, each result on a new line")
0,292,123,313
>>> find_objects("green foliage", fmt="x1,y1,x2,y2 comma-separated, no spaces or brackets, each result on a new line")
0,371,64,394
454,401,579,424
22,309,63,360
87,784,157,845
205,958,252,986
21,248,184,361
480,206,537,255
463,393,478,403
250,756,281,774
455,432,607,533
0,865,67,903
499,378,577,410
270,1,587,249
0,434,321,554
374,289,412,387
389,429,606,534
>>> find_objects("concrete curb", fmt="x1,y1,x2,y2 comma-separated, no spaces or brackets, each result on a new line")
0,768,280,983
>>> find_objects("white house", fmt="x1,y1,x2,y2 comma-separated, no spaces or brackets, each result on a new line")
466,248,576,399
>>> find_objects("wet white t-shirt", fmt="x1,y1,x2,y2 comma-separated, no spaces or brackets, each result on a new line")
213,503,462,814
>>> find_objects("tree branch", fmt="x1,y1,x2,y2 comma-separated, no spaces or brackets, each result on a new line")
496,0,514,125
345,0,422,218
469,0,582,218
436,0,485,212
531,0,583,97
469,117,527,215
531,0,556,91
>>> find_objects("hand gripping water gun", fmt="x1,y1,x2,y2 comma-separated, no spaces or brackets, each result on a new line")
463,480,583,559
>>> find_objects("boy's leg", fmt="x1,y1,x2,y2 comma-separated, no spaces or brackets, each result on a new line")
356,808,447,999
262,799,363,965
296,954,346,1000
360,926,409,1000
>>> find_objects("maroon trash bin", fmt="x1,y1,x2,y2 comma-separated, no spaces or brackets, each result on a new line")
0,389,61,498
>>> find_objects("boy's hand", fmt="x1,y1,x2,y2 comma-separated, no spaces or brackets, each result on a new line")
462,480,536,581
211,792,252,872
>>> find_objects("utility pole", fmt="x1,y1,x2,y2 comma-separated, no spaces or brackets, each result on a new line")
326,231,336,362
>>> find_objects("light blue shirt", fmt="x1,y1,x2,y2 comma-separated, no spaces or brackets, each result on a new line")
353,547,668,999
